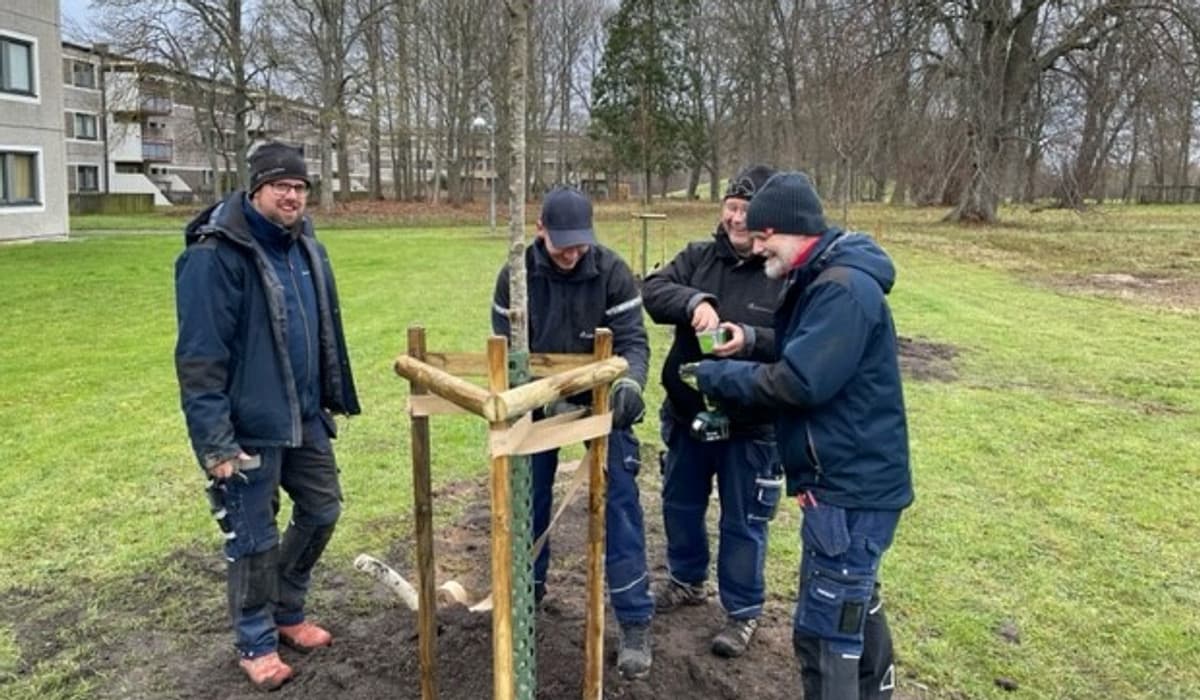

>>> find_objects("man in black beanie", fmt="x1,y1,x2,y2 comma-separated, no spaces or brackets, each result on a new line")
174,141,359,689
642,164,785,658
689,171,912,699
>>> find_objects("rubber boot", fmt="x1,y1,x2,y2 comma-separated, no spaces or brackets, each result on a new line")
793,632,859,700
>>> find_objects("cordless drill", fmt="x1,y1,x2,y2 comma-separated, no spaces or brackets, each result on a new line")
678,362,730,442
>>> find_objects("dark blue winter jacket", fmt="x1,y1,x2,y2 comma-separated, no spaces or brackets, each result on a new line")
240,196,321,421
695,230,913,510
175,191,360,470
492,239,649,391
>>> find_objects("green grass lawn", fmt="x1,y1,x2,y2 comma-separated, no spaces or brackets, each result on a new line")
2,202,1198,698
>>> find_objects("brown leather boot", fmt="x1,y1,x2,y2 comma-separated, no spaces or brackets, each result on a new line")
238,652,294,690
277,621,333,653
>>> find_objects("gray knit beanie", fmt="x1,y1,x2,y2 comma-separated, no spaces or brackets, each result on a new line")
745,171,827,235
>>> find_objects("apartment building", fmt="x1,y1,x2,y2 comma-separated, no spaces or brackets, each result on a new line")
60,41,105,196
0,0,69,241
54,39,602,210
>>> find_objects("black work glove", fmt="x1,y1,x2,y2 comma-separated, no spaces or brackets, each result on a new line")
609,378,645,430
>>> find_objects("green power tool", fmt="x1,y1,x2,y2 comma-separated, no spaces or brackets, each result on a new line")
678,362,731,442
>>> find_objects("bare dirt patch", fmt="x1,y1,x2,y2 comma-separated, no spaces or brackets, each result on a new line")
899,336,960,382
1046,272,1200,312
6,469,802,700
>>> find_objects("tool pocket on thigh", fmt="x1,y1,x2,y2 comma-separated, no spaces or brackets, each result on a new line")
801,502,852,559
221,455,275,561
748,457,784,523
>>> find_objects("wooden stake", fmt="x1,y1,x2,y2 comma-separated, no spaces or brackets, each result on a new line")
408,327,438,700
487,336,515,700
584,329,612,700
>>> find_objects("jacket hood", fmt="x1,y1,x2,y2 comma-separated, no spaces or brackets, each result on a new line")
807,229,896,294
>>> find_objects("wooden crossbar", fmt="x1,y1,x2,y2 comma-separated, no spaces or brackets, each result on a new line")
420,351,594,376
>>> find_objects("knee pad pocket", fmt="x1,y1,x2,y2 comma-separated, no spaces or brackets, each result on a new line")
795,565,875,652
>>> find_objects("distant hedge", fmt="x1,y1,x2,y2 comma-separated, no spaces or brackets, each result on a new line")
69,193,156,215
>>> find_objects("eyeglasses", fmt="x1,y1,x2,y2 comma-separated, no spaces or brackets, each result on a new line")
268,181,309,196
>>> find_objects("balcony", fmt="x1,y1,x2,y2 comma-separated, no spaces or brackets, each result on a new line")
109,120,143,162
140,95,173,114
142,138,174,163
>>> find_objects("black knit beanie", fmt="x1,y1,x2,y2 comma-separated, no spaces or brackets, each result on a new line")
247,142,310,194
724,164,777,201
745,171,827,235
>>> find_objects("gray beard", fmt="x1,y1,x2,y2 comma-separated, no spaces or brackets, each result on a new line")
764,255,790,279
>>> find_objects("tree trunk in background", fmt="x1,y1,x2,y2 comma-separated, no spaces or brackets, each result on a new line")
1122,111,1141,202
337,116,351,200
225,0,250,187
366,0,383,199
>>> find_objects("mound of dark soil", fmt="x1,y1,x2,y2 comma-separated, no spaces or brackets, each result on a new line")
159,473,802,700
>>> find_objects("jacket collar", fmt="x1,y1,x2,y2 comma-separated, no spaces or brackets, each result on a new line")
712,224,764,267
185,190,313,248
241,194,297,253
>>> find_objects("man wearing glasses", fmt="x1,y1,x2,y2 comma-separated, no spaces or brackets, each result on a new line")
642,164,785,659
174,142,360,690
689,171,912,699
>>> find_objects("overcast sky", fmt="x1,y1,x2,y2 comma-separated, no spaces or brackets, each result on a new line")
60,0,99,43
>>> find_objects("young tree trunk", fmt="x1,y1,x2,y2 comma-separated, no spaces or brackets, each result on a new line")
506,0,531,353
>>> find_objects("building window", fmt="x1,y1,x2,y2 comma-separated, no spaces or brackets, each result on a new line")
0,36,35,96
74,113,98,140
0,151,39,206
71,60,96,88
76,165,99,192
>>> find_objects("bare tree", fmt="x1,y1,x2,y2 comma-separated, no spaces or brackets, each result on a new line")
96,0,264,195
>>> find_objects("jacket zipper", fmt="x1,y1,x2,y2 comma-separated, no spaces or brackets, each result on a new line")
805,422,823,484
288,255,316,406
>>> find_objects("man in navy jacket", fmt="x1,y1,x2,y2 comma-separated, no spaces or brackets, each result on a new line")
492,186,654,680
175,142,359,690
692,172,913,699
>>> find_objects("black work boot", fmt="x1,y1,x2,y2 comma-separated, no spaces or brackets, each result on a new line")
617,621,652,680
711,616,758,658
651,578,705,613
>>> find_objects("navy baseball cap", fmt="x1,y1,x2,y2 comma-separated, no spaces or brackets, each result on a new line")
540,187,596,248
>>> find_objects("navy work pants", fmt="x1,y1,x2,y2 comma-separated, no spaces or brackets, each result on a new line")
659,416,782,619
793,501,900,699
213,416,342,658
531,428,653,625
